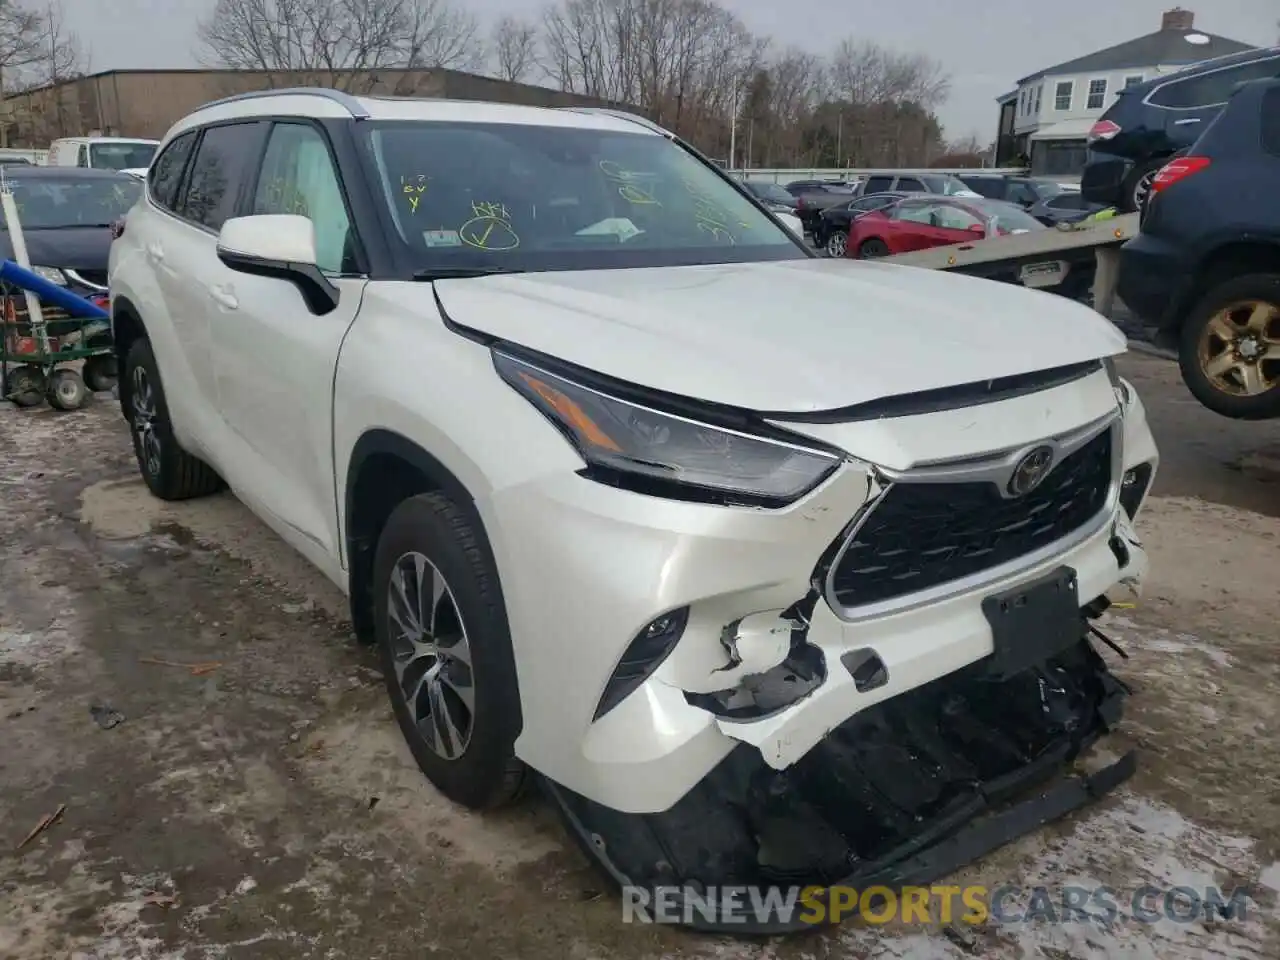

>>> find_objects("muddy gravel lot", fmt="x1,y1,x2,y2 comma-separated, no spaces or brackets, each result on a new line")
2,352,1279,960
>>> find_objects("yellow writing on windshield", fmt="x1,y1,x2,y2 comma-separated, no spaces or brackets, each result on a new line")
682,178,736,244
599,160,661,206
459,199,520,251
401,174,429,213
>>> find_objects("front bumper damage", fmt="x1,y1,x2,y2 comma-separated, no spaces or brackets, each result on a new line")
547,625,1134,933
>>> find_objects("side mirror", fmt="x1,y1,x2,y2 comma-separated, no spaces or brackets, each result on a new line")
967,224,986,235
216,214,339,315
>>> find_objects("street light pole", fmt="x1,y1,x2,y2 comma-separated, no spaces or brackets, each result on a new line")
729,86,738,172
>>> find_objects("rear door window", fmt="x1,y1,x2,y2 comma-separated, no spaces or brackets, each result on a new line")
863,175,894,193
180,121,267,231
1149,55,1280,109
964,178,1006,199
148,132,197,213
895,177,925,191
1006,181,1037,205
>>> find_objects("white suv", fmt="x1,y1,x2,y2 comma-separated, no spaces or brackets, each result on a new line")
109,88,1158,928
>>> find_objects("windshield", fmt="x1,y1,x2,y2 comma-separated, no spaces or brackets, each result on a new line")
361,121,804,272
747,182,794,205
969,199,1044,233
89,141,156,171
5,176,141,229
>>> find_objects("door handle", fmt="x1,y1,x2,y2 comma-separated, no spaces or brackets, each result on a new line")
146,242,164,262
208,285,238,310
1173,118,1201,125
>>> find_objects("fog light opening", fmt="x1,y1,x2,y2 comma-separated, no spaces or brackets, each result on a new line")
592,606,690,721
1119,463,1153,520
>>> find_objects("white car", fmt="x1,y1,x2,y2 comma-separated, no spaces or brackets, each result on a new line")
109,89,1158,929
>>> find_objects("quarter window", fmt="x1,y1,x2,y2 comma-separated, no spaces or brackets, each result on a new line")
1149,56,1280,109
148,132,196,212
1054,81,1073,111
252,123,356,275
1086,79,1108,110
181,121,265,231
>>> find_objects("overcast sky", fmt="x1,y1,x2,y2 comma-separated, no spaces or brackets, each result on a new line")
60,0,1280,142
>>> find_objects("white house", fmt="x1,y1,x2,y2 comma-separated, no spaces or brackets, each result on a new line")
994,8,1255,175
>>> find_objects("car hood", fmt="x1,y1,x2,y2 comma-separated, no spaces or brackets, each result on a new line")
0,226,113,272
433,258,1126,413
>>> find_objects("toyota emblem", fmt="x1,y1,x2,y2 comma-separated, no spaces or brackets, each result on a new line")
1008,445,1055,497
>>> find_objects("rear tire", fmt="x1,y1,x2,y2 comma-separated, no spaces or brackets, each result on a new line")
122,338,223,499
83,354,118,392
858,238,890,259
825,231,848,258
373,493,527,810
1123,158,1166,213
1177,273,1280,420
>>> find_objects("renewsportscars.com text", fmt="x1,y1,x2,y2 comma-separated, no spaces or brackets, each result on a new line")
622,883,1257,927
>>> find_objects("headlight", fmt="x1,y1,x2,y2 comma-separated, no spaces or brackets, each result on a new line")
32,266,67,285
493,350,842,505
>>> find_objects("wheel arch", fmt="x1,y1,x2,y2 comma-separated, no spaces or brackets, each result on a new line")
111,295,147,418
1155,238,1280,350
343,429,505,648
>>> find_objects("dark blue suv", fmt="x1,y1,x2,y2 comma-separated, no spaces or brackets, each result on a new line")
1117,76,1280,419
1082,47,1280,213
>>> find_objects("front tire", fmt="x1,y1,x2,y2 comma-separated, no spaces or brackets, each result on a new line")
1178,273,1280,419
122,338,223,499
373,493,527,810
825,230,848,258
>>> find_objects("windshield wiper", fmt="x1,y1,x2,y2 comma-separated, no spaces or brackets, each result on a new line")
412,266,525,281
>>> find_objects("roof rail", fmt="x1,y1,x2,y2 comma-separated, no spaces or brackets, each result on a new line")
197,87,371,119
560,106,672,136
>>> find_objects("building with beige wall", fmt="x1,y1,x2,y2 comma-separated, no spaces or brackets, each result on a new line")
1,68,622,148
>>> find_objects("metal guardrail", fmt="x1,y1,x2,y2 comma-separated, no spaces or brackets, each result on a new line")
734,167,1031,182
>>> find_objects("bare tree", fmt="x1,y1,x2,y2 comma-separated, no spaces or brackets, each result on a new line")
491,15,538,83
0,2,84,145
197,0,484,91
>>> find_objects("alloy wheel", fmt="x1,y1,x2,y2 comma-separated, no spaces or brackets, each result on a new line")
130,365,162,476
386,551,475,760
826,233,847,258
1197,299,1280,397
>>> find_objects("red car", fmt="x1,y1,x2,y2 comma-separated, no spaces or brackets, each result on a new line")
843,195,1044,260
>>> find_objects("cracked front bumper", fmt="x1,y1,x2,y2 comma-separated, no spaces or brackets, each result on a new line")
484,366,1156,816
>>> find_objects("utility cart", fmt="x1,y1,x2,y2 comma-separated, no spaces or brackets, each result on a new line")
0,179,115,411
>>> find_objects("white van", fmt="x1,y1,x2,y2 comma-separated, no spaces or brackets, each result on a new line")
47,136,159,173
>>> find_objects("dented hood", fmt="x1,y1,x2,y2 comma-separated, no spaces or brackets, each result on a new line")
434,258,1126,413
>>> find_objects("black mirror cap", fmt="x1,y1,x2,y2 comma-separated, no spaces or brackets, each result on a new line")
216,248,340,316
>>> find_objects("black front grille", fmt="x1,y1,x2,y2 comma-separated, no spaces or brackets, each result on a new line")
830,427,1113,609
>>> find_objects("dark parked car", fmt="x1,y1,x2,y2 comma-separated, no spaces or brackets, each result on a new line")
1082,46,1280,212
1117,75,1280,419
0,167,140,297
812,190,918,256
740,179,799,213
784,179,858,235
956,174,1104,224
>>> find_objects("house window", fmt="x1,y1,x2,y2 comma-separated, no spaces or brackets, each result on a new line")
1054,81,1073,110
1087,78,1108,110
1124,75,1144,89
1034,84,1043,113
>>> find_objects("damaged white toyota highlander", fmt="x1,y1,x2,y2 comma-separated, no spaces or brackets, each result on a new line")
108,89,1158,930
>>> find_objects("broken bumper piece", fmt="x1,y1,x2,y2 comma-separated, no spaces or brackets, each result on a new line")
544,634,1132,934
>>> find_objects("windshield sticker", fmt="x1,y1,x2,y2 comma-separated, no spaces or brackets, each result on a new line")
576,217,643,242
423,229,461,248
401,175,429,214
682,179,737,244
459,200,520,251
599,160,661,206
